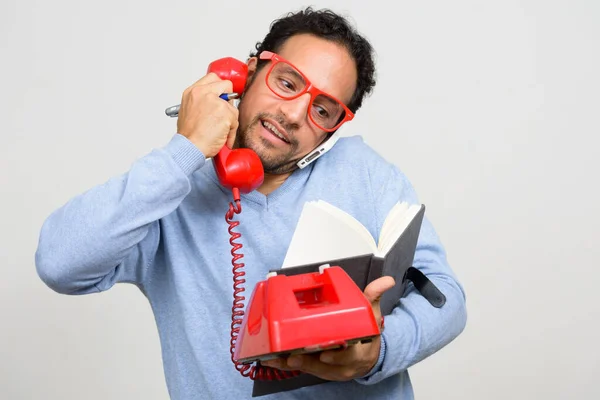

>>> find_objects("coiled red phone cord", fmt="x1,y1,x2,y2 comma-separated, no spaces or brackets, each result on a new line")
225,193,301,381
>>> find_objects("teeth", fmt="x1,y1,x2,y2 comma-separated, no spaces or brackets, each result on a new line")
263,121,288,142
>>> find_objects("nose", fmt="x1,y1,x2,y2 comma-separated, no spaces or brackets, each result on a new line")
278,93,311,125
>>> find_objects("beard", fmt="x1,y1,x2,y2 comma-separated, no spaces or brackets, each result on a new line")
235,111,303,175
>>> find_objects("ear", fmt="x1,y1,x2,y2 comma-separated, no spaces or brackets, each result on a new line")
245,56,258,83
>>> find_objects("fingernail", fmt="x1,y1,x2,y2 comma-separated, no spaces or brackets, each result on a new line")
321,354,333,363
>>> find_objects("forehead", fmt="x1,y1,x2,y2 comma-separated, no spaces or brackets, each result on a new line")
275,34,357,104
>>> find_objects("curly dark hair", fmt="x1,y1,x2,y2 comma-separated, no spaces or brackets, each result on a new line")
250,7,376,114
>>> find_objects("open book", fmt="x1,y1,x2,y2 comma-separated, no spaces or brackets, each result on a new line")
252,199,426,397
275,199,425,318
282,200,423,269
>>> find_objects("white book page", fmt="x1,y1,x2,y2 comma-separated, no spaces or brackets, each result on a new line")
377,202,408,253
377,203,421,256
281,201,377,268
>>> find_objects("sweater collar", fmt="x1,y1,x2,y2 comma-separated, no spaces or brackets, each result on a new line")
203,159,314,208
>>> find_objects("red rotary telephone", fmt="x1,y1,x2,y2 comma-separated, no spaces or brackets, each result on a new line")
233,265,381,365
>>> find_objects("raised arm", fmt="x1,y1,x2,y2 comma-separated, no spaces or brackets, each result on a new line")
35,134,205,294
36,72,239,294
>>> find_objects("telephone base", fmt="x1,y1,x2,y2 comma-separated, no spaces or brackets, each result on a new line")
236,335,378,365
233,265,381,364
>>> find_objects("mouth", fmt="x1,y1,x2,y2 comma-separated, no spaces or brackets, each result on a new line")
260,118,290,144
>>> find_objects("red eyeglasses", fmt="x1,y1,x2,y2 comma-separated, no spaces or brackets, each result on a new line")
259,51,355,132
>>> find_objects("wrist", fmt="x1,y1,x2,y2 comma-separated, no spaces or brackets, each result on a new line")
357,334,386,381
366,337,381,371
178,132,209,157
165,134,207,175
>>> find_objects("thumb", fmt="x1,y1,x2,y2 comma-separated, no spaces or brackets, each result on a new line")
364,276,395,305
226,116,238,149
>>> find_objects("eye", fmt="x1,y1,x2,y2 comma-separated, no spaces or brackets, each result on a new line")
313,104,330,118
279,79,295,91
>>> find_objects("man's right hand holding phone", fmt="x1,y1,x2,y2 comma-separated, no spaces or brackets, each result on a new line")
176,73,238,158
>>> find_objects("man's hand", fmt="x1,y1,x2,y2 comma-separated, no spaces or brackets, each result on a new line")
177,73,239,158
262,276,395,381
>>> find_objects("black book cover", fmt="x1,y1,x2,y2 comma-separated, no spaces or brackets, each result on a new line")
252,204,426,397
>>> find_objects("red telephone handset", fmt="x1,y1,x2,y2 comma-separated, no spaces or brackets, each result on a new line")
208,58,264,195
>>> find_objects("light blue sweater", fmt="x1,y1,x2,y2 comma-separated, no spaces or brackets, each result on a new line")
35,133,467,399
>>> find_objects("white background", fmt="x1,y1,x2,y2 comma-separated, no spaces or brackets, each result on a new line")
1,0,599,399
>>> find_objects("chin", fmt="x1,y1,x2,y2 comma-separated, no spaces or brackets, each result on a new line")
237,125,299,174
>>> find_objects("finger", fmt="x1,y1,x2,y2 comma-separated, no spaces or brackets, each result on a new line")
226,105,239,149
189,71,221,87
364,276,395,305
319,344,360,366
184,73,233,98
182,73,219,98
185,79,234,100
286,354,353,381
226,121,238,149
364,276,395,330
202,79,234,96
262,358,295,371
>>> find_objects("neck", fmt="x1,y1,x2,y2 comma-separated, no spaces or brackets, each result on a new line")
257,171,293,195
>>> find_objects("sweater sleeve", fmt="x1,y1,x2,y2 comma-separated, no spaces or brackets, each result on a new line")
35,134,205,295
355,165,467,384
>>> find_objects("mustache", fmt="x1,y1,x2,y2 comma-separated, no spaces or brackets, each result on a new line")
255,112,299,139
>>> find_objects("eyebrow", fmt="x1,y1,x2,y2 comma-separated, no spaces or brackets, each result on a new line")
281,64,306,86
